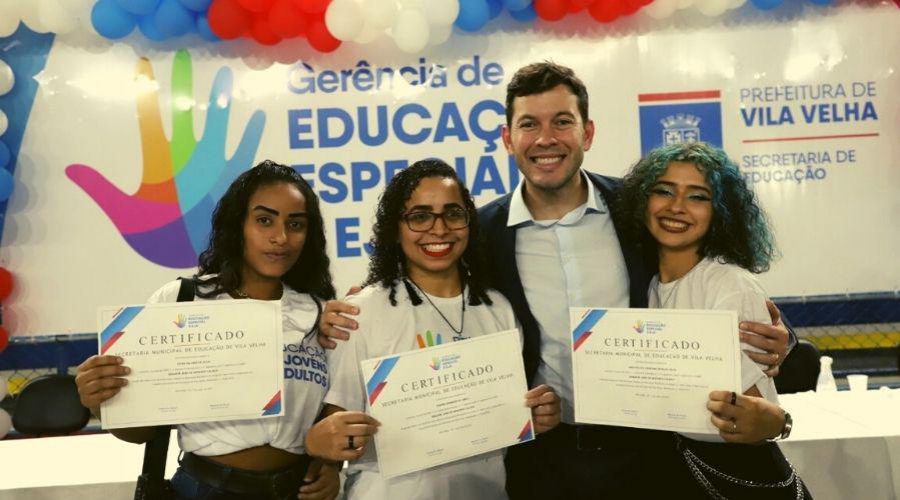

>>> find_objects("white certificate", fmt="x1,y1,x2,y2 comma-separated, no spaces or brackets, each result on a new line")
97,300,284,429
361,329,533,478
571,308,741,434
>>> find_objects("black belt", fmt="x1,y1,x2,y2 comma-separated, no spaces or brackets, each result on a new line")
548,423,670,452
179,452,311,498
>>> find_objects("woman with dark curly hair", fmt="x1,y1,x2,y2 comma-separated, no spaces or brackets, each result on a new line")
305,159,560,500
76,160,340,500
617,142,810,499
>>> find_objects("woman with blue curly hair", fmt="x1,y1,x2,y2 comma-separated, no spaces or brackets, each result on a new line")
617,142,811,499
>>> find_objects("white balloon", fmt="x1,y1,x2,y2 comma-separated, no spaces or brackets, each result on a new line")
361,0,397,30
676,0,694,9
0,16,19,38
0,0,22,20
392,8,429,54
427,21,452,46
325,0,364,42
0,375,8,400
422,0,458,26
0,59,14,96
0,110,7,137
0,409,10,439
728,0,747,8
39,0,78,34
695,0,728,16
20,0,49,34
352,22,382,44
642,0,678,18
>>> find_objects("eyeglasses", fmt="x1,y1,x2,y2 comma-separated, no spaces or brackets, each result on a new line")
401,207,470,232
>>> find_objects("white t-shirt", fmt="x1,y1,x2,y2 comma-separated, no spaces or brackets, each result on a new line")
147,278,328,456
648,258,779,442
325,283,518,500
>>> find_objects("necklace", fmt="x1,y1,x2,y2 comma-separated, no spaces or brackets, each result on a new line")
406,279,466,335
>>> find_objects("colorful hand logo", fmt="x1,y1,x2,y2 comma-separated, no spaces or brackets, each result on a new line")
66,50,265,268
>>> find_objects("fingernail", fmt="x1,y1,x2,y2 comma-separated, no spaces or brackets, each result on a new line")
352,307,359,314
116,357,123,363
124,367,131,374
739,322,748,330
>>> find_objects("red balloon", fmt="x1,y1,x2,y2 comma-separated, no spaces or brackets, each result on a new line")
0,326,8,353
251,14,282,44
588,0,621,22
293,0,329,15
568,1,585,12
534,0,570,20
208,0,251,39
571,0,596,6
306,17,340,52
268,0,307,38
0,268,12,301
238,0,276,12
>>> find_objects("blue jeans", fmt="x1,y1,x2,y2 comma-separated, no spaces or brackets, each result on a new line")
170,467,285,500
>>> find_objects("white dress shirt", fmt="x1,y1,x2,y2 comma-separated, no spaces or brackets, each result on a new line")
508,171,630,423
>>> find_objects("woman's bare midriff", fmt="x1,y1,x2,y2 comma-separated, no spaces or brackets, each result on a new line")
207,445,304,471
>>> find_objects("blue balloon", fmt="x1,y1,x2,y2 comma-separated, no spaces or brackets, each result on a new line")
504,0,532,11
154,0,195,38
807,0,833,6
0,168,12,201
455,0,491,32
487,0,503,19
92,0,138,39
114,0,160,16
196,15,220,42
138,13,167,41
178,0,212,11
0,141,9,169
509,4,537,21
750,0,784,10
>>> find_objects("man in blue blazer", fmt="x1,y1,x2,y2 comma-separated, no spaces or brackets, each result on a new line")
479,61,792,499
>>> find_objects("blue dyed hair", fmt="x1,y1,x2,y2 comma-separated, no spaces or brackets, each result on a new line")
616,142,777,273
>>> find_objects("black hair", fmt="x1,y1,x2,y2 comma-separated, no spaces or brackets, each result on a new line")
195,159,336,300
505,61,589,125
364,158,493,307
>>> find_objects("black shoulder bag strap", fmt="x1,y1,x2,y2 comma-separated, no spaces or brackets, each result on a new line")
134,277,195,500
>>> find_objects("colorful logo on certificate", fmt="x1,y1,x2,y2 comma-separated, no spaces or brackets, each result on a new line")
429,357,442,370
638,90,723,155
634,319,667,335
174,313,187,328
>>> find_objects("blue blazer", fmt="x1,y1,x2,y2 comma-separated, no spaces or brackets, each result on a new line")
477,171,655,384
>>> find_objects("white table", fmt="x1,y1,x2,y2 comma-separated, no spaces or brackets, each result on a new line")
0,432,180,499
1,391,898,499
779,389,900,500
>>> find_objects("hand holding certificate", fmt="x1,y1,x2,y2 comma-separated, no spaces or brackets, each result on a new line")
571,308,741,435
360,329,533,478
97,300,284,429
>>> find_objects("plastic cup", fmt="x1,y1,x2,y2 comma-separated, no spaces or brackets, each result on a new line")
847,374,868,392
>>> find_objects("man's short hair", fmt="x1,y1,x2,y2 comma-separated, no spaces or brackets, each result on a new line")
505,61,589,126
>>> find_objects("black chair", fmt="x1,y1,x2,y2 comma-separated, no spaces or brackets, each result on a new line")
774,339,821,394
12,374,91,435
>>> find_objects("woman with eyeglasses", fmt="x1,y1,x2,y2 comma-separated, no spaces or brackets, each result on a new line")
303,159,561,500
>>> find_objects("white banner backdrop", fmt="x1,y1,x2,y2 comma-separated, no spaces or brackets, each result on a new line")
3,4,897,335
